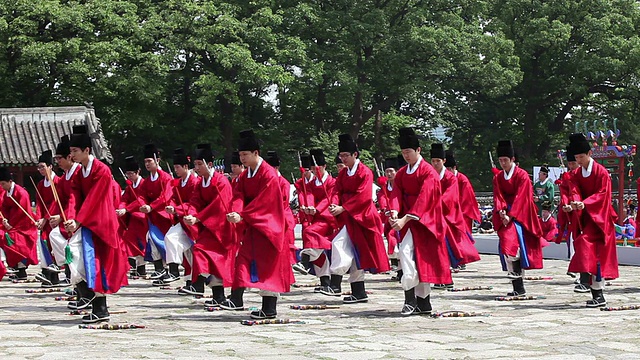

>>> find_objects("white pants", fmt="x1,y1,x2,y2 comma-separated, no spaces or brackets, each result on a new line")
330,226,365,283
0,248,5,262
591,276,605,290
398,229,430,296
131,255,145,266
36,235,50,269
259,290,280,298
203,274,223,288
66,228,86,286
49,227,68,266
164,223,193,265
300,248,330,278
505,250,525,277
146,231,163,262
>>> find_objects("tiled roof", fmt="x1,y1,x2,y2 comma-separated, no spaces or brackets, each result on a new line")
0,106,113,165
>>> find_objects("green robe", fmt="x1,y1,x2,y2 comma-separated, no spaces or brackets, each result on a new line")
533,178,555,214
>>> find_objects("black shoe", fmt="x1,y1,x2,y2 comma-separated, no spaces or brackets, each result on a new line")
220,288,245,311
68,296,94,310
292,262,311,275
586,288,607,308
250,296,277,319
574,284,590,293
149,269,167,280
5,267,18,275
36,272,52,286
58,278,71,286
320,274,342,296
507,278,526,296
45,263,63,273
179,285,204,297
177,280,193,295
315,276,331,293
416,296,432,314
136,265,147,276
152,273,180,286
204,286,226,308
392,269,403,282
432,283,453,290
15,268,28,281
82,296,110,323
401,288,417,316
128,258,137,270
343,281,368,304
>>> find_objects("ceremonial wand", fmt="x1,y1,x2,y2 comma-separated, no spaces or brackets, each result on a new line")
29,176,52,218
297,152,310,224
311,155,331,201
44,167,67,223
8,195,37,225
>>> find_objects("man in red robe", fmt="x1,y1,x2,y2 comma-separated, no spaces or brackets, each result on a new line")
48,135,82,298
156,148,199,286
183,144,236,305
63,125,129,323
135,144,174,279
117,156,149,277
493,140,544,296
564,133,618,307
0,167,38,281
445,150,482,237
293,154,314,274
33,150,66,287
320,134,390,303
555,146,590,291
377,156,401,276
389,128,452,315
265,151,297,266
222,130,294,319
431,144,480,289
297,149,337,292
540,202,557,243
229,151,244,190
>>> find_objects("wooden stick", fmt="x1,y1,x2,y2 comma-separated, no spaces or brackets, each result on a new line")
30,176,52,218
8,195,37,224
44,168,66,222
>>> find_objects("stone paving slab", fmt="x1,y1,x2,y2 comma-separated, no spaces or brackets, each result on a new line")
2,253,640,359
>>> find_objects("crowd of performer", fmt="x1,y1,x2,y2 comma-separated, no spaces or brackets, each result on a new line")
0,126,632,324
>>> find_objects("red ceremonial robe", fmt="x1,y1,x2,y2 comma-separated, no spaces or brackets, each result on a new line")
455,171,481,235
72,157,129,293
567,160,619,279
188,172,236,286
377,182,398,255
51,163,81,238
0,183,38,267
492,165,544,270
332,160,390,273
302,172,337,250
136,170,173,234
35,176,60,242
231,159,294,293
277,174,297,264
0,188,4,278
119,177,149,257
540,215,557,242
390,158,452,284
440,169,480,266
556,172,580,244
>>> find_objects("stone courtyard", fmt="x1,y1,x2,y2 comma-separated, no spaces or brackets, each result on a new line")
1,236,640,359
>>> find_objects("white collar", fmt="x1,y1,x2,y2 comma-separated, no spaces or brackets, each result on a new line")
503,163,516,180
150,171,159,181
247,157,263,178
202,173,212,188
133,176,142,188
347,159,360,177
582,158,594,178
305,173,315,184
542,213,551,222
7,182,15,197
539,178,548,185
82,155,95,178
438,166,446,180
44,173,55,187
66,163,79,181
181,172,192,187
314,171,328,186
406,156,422,175
454,169,458,176
387,182,393,191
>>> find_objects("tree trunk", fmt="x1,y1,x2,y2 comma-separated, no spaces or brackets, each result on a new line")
218,94,235,169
